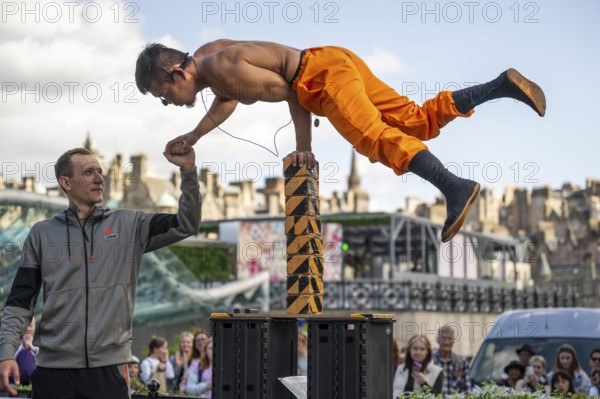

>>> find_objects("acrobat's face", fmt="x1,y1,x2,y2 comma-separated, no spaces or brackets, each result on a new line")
150,68,197,108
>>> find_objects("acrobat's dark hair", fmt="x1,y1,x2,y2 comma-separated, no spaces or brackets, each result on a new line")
135,43,188,94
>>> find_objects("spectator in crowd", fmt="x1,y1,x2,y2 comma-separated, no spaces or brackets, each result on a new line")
432,325,472,396
548,343,591,394
128,356,146,395
500,361,525,389
498,344,536,385
589,349,600,373
393,334,443,397
140,336,175,393
180,330,210,392
185,338,213,397
170,331,194,391
589,369,600,397
516,355,548,392
516,344,536,368
297,332,308,376
13,319,37,386
550,369,576,397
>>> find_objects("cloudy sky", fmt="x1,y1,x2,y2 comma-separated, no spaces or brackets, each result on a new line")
1,0,599,211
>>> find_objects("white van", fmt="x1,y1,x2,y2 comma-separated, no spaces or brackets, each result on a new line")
469,307,600,386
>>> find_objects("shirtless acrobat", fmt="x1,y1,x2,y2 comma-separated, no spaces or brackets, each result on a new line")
135,39,545,242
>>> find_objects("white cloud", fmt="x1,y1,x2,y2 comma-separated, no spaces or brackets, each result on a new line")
363,46,409,75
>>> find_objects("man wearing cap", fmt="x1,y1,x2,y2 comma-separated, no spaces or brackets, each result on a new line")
498,344,536,385
517,344,536,369
500,361,526,388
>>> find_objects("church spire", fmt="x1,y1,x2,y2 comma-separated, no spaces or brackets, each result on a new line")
348,149,360,189
84,130,93,151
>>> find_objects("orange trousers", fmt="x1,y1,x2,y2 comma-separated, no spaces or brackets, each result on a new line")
291,46,473,175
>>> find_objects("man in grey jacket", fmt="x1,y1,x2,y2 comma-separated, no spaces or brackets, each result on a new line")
0,145,201,398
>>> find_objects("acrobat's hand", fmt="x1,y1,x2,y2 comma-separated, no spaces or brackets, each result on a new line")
286,150,316,170
165,131,199,156
0,359,19,396
164,146,196,172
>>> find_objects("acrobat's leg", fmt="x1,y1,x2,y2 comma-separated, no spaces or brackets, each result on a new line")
408,150,480,242
452,68,546,116
314,65,479,243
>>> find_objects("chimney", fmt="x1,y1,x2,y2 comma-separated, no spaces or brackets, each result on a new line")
23,175,35,192
128,154,147,185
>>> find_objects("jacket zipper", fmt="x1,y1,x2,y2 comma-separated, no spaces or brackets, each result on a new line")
81,218,90,369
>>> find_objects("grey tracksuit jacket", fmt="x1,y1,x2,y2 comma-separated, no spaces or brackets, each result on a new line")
0,168,201,368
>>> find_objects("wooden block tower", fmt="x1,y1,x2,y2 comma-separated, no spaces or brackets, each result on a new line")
283,157,324,314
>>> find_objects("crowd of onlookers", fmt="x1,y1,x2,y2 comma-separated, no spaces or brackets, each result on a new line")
391,326,600,397
11,320,600,398
10,324,214,398
130,330,213,397
494,343,600,397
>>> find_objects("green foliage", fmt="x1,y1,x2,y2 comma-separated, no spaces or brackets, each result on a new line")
198,222,219,234
170,243,233,280
322,214,390,227
396,383,597,399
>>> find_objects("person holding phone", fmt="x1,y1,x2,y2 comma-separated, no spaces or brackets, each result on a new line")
393,335,443,397
516,355,548,392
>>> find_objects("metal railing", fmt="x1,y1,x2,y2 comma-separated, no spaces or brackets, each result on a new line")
268,279,580,313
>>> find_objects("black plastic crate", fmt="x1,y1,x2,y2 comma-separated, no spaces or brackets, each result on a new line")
212,313,298,399
307,315,394,399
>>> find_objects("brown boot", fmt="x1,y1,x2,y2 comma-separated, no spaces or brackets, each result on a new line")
441,180,481,243
408,150,480,242
452,68,546,117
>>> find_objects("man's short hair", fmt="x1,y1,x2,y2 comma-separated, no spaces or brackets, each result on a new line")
438,324,457,340
55,148,93,195
135,43,188,94
55,147,93,180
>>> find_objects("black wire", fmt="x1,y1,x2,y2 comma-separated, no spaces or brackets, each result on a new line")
199,87,291,157
191,56,292,157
